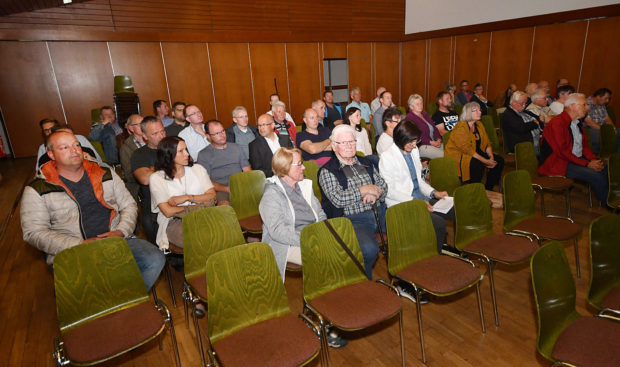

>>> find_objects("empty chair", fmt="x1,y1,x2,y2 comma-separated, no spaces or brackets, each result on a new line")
503,170,583,277
300,217,405,366
302,160,322,201
205,243,321,366
114,75,134,93
588,214,620,320
53,238,180,367
454,183,538,326
515,141,574,217
608,153,620,211
480,115,500,153
229,170,266,237
599,123,618,159
182,206,246,366
429,156,460,196
386,200,485,363
530,241,620,367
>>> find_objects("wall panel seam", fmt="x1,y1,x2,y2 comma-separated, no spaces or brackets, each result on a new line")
205,42,217,120
486,33,492,91
284,43,291,115
528,27,536,82
106,41,115,75
247,42,257,122
159,42,171,105
45,41,67,124
577,20,589,92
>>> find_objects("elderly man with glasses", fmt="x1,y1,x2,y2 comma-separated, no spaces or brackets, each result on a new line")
196,119,251,206
178,104,210,160
249,114,293,177
318,124,387,280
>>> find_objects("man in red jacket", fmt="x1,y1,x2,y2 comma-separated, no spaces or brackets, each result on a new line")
539,93,609,204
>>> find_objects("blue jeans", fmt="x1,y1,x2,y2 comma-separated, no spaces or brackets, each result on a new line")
565,162,609,203
346,204,384,279
127,237,165,291
89,124,119,164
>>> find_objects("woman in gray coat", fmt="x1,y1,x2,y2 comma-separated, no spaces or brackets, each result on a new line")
259,147,326,280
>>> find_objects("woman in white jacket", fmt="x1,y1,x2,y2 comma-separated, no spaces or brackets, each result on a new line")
259,147,327,280
378,119,454,253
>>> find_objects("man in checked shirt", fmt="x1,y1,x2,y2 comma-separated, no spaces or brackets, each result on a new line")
318,124,387,280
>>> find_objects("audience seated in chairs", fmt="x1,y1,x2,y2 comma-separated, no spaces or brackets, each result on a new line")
343,106,374,157
445,101,504,190
406,93,444,159
249,114,293,177
36,121,103,173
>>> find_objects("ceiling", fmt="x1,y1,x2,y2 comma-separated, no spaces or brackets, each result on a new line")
0,0,91,17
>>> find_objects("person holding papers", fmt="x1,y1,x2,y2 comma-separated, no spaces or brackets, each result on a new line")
379,119,454,254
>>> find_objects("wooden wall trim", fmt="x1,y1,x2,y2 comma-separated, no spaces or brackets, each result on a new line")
403,4,620,41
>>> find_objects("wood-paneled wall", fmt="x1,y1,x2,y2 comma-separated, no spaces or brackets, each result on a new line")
0,17,618,157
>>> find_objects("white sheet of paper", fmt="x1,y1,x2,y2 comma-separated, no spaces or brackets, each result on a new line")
432,196,454,214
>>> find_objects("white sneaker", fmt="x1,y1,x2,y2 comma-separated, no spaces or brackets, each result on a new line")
396,283,429,304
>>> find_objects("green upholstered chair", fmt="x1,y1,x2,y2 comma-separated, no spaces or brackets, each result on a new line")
454,183,537,326
503,170,583,277
302,160,321,201
600,123,618,160
426,102,437,117
515,141,574,217
398,106,407,115
205,243,321,366
88,140,107,164
367,120,378,153
530,241,620,366
588,214,620,320
487,106,499,128
608,153,620,211
52,238,180,367
90,108,101,124
607,105,616,124
296,124,302,132
229,170,266,237
182,206,246,366
386,200,485,363
113,75,134,93
300,218,404,366
429,156,460,196
480,115,500,153
454,104,463,116
441,131,451,146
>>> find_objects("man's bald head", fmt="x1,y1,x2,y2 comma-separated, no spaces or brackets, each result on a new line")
46,131,84,169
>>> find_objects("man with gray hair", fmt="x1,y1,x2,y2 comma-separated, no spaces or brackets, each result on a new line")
346,87,372,123
318,124,385,280
266,94,294,122
539,93,609,206
501,90,542,154
225,106,258,159
370,86,386,114
271,101,297,146
120,114,145,200
526,88,554,123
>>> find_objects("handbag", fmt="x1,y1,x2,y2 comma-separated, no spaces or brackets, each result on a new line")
172,198,217,219
322,220,366,276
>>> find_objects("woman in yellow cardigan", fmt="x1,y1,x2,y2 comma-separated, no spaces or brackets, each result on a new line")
445,102,504,190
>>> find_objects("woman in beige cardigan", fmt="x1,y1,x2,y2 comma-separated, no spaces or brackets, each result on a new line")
445,101,504,190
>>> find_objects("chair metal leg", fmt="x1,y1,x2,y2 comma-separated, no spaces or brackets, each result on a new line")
475,283,486,333
166,312,182,367
588,185,593,208
165,259,177,308
191,297,208,367
319,319,331,367
540,190,546,216
565,187,572,219
487,261,500,326
398,310,406,367
415,290,427,364
151,287,159,304
573,238,581,278
182,285,190,330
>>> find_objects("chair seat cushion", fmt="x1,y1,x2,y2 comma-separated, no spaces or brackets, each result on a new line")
187,273,207,300
514,216,582,241
213,314,320,367
464,234,537,263
309,281,401,330
63,302,164,364
396,255,481,295
532,176,574,190
168,242,184,254
239,215,263,232
551,316,620,367
285,262,302,271
601,285,620,310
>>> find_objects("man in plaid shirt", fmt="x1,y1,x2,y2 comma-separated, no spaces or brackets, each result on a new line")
585,88,619,154
318,124,387,279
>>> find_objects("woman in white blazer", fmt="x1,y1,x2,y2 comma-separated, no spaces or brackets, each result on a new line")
379,119,454,253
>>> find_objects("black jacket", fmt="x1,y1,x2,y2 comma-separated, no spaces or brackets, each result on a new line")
248,134,293,177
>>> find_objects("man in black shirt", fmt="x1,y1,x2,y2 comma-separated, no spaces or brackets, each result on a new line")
431,91,460,135
131,116,166,243
323,90,343,128
164,101,188,137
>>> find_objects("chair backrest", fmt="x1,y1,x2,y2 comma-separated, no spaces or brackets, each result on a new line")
442,131,451,146
302,160,321,201
229,170,266,220
514,141,539,178
91,108,101,124
368,123,377,152
53,238,149,333
599,123,618,159
183,206,246,281
206,243,291,344
454,104,463,116
608,153,620,207
429,156,461,196
114,75,134,93
588,214,620,309
480,115,500,153
453,183,493,251
386,200,438,275
530,241,581,361
397,106,407,115
300,218,368,302
89,140,107,163
503,170,536,231
487,106,499,128
427,103,437,116
607,105,616,124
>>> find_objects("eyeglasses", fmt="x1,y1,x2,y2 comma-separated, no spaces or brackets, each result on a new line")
235,115,249,119
334,140,356,146
390,118,401,123
291,161,303,166
209,130,226,136
257,122,274,127
186,111,201,118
